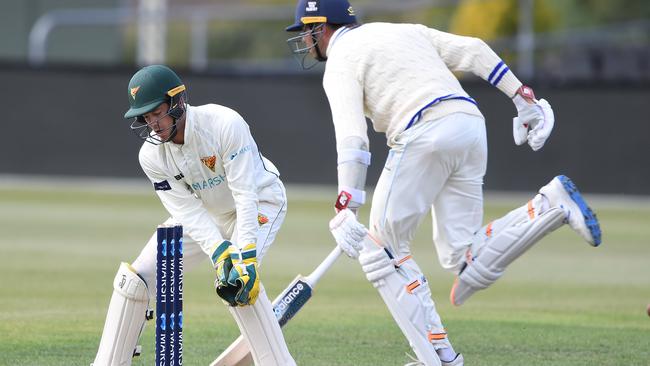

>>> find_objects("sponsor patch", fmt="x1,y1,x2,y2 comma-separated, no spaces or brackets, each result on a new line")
153,180,172,191
200,155,217,172
191,174,226,191
229,145,252,160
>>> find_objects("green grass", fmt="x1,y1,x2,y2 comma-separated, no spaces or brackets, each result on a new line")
0,184,649,365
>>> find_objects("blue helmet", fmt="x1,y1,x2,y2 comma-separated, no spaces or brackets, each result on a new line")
285,0,357,32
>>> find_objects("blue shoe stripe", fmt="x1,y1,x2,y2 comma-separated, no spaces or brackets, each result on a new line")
557,175,602,246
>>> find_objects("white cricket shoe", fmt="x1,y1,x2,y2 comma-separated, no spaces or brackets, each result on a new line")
404,353,464,366
539,175,602,246
441,353,464,366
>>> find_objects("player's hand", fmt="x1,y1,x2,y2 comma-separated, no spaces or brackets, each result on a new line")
329,209,366,259
212,241,239,306
512,85,555,151
227,243,261,306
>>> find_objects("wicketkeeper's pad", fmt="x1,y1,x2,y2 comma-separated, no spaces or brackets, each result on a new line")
93,262,150,366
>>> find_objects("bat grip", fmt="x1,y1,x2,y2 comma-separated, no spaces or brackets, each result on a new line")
305,246,342,286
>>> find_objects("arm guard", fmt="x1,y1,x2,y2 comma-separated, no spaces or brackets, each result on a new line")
337,136,371,210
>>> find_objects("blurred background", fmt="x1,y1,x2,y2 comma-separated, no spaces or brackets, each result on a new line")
0,0,649,193
1,2,649,364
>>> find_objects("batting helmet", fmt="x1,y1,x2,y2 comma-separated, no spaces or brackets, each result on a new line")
285,0,357,32
124,65,186,119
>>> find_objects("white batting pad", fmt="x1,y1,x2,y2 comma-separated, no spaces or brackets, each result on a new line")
229,286,296,366
359,244,443,366
93,263,150,366
451,207,565,306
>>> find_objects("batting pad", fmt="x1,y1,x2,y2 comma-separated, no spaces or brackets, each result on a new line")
229,286,296,366
359,246,442,366
93,262,149,366
452,207,565,306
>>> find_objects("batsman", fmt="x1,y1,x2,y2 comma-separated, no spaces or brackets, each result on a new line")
92,65,296,366
286,0,602,365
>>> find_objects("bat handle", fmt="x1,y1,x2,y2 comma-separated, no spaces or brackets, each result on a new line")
305,246,342,286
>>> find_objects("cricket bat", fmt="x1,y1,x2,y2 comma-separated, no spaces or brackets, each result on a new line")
210,192,352,366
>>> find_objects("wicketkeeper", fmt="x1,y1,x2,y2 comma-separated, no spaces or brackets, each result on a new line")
92,65,296,366
286,1,602,365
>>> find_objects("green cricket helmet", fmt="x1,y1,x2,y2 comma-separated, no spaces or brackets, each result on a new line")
125,65,188,144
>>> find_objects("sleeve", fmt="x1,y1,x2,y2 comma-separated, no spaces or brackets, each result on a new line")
219,113,260,249
416,24,523,97
139,148,224,256
322,57,369,152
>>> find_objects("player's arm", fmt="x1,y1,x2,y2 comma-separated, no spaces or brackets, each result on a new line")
322,60,371,259
417,25,522,96
323,59,371,212
219,111,260,249
218,112,263,305
419,25,555,151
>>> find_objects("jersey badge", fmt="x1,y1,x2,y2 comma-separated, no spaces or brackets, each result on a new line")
130,85,140,100
258,213,269,226
306,1,318,12
200,155,217,172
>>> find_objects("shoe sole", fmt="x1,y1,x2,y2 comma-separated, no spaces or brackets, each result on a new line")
557,175,602,246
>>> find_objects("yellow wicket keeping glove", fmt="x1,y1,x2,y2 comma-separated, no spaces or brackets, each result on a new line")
211,241,238,306
227,243,260,306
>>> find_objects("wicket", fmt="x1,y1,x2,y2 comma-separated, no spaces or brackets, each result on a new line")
156,224,184,365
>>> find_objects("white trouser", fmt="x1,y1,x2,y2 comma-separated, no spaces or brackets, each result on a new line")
132,181,287,291
366,112,485,354
370,112,486,273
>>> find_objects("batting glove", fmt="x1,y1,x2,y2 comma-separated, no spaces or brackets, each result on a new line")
211,241,239,306
512,85,555,151
227,243,261,306
329,209,367,259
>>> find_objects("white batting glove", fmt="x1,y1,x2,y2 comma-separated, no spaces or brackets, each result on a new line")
329,209,366,259
512,86,555,151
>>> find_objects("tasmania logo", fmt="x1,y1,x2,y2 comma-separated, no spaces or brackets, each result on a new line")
258,214,269,226
130,86,141,100
200,155,217,172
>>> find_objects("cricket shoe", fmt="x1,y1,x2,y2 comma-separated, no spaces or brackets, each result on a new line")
404,352,464,366
441,353,464,366
539,175,602,246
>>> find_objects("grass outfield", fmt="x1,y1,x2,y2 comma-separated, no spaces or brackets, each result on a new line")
0,183,649,365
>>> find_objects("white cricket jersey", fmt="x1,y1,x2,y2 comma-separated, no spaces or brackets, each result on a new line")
323,22,523,148
138,104,280,254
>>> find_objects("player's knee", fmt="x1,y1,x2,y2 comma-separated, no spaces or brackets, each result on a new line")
113,262,149,301
438,247,470,274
